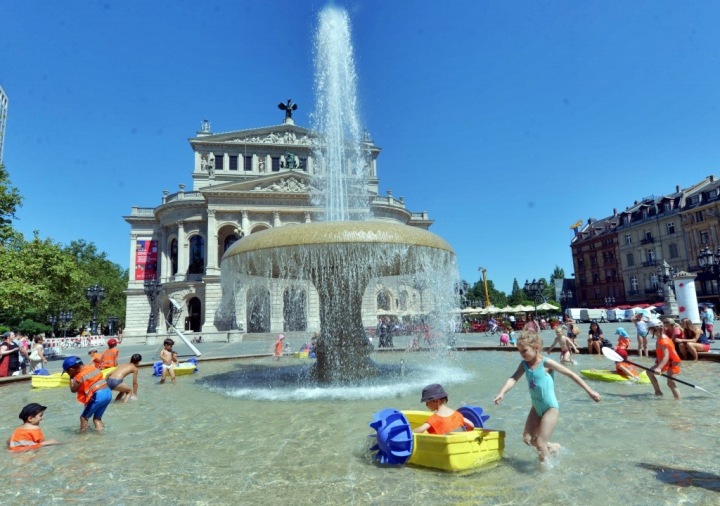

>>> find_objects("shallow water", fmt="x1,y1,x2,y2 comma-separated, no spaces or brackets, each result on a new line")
1,351,719,505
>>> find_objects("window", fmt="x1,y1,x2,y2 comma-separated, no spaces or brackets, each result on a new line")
696,210,704,223
271,156,280,172
623,216,630,225
229,155,238,171
641,209,648,219
188,236,205,274
668,243,679,258
666,222,675,235
646,249,655,263
592,272,600,284
626,253,634,267
700,231,709,244
663,202,671,212
631,276,638,291
244,155,253,171
215,155,224,171
625,234,632,245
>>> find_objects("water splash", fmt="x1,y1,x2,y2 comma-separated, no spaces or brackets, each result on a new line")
311,7,370,221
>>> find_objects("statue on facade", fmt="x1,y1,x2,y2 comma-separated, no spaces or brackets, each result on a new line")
278,99,298,120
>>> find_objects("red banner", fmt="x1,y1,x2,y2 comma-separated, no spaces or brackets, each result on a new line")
134,240,158,280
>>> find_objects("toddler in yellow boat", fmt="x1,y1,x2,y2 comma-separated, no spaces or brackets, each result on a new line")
412,383,474,434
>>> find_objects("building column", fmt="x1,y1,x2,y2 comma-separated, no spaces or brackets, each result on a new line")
129,234,138,284
175,221,186,281
206,209,219,275
241,211,250,234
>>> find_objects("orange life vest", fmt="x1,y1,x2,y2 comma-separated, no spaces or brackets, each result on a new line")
8,426,44,452
656,336,681,375
617,336,631,349
426,411,467,435
615,361,639,378
274,341,283,355
73,364,108,404
99,348,119,369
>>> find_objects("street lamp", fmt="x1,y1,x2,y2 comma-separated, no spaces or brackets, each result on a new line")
604,296,615,307
47,315,57,337
524,278,546,320
107,316,118,336
85,284,105,335
559,290,573,313
59,310,73,338
144,279,163,333
657,259,679,317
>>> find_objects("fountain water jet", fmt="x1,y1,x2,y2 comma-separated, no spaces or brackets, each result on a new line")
220,7,459,383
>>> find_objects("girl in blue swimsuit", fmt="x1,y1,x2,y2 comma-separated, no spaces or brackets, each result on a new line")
494,330,602,463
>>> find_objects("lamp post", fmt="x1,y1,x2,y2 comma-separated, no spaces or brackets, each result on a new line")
59,310,73,338
144,279,163,334
560,290,573,314
85,284,105,335
524,278,546,320
47,315,57,338
107,316,118,336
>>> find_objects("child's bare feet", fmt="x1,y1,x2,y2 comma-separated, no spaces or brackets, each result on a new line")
547,442,561,455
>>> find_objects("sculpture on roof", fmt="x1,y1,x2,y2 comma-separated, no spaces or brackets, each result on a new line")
278,99,298,120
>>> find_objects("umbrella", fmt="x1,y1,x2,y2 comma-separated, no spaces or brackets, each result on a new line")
498,306,515,313
537,302,559,311
483,305,501,314
460,307,481,314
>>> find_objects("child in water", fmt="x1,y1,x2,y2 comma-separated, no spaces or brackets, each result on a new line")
546,327,579,363
412,383,475,434
159,339,178,384
493,330,601,463
6,403,60,451
647,319,682,399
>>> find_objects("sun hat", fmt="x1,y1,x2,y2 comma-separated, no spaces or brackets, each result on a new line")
62,356,83,373
647,319,662,329
107,338,118,346
19,403,47,421
615,327,629,337
278,334,285,340
420,383,448,402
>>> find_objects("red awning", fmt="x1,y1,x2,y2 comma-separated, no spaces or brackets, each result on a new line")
617,305,632,310
651,302,664,307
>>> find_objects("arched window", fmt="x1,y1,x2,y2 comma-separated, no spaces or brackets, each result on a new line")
187,297,202,332
223,234,241,253
170,239,178,275
283,286,307,332
247,286,271,333
188,235,205,274
398,290,408,311
377,290,391,311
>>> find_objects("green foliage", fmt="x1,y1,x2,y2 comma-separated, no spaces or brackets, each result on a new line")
0,164,23,242
550,266,565,283
17,319,51,336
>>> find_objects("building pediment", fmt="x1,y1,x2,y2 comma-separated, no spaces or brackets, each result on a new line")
201,171,317,195
190,124,317,147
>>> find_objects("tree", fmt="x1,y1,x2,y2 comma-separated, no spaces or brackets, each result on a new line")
0,164,22,242
550,266,565,284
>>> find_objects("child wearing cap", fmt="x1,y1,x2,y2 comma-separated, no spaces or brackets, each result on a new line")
494,330,601,463
99,338,119,369
615,327,631,350
412,383,474,434
63,356,113,431
647,320,682,399
6,403,60,451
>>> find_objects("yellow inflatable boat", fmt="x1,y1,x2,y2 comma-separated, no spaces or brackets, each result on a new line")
31,367,117,389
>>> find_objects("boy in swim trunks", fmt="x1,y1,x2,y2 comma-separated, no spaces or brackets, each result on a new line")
412,383,474,434
546,327,579,363
159,339,178,384
106,354,142,402
493,330,601,463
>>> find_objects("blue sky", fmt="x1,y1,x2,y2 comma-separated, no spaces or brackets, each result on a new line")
2,1,720,293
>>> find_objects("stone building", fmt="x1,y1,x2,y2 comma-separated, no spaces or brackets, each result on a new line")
123,116,434,338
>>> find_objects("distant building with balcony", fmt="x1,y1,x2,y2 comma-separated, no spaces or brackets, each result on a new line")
123,116,435,338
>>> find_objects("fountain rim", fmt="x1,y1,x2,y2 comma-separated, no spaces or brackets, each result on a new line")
222,220,455,261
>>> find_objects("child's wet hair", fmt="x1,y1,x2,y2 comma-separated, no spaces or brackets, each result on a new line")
554,327,564,337
163,338,174,346
517,330,543,349
130,353,142,364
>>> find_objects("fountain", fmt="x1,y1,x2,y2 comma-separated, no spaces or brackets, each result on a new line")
221,7,458,383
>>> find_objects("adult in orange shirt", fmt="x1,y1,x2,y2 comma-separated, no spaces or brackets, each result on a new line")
273,334,285,360
99,338,119,369
646,320,681,400
412,383,474,434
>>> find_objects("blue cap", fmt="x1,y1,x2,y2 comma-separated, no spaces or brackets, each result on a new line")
615,327,629,337
62,356,82,373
